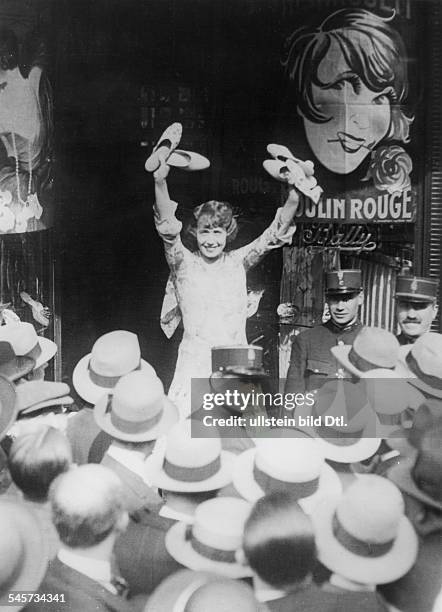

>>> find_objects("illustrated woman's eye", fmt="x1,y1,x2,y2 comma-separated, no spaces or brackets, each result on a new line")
373,93,390,105
329,81,345,91
328,74,361,95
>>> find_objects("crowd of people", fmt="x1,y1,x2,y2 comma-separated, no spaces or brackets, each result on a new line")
0,264,440,612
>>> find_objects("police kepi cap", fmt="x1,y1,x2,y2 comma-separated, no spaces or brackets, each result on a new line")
326,270,362,295
395,276,438,303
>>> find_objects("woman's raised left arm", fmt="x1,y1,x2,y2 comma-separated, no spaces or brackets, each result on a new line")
235,187,299,271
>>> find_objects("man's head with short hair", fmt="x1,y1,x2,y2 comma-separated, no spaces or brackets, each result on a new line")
242,491,316,591
9,426,72,501
50,464,127,549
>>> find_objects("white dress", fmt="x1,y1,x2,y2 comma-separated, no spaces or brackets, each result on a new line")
155,200,296,417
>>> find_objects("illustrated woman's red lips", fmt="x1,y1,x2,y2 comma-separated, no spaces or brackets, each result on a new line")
328,131,372,154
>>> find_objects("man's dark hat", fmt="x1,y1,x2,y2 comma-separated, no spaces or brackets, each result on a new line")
395,276,438,303
211,345,266,376
326,270,362,295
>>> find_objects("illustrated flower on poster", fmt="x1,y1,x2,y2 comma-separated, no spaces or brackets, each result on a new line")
363,145,413,194
0,189,15,232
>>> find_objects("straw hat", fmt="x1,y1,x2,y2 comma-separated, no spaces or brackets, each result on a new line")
145,569,258,612
361,371,423,438
406,333,442,398
0,322,56,370
165,497,252,579
296,379,381,462
232,432,341,514
331,326,403,378
73,330,155,404
144,420,234,492
311,475,418,585
0,499,48,611
94,370,178,442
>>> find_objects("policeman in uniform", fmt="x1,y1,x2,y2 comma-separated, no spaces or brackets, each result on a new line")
285,270,363,393
395,275,439,345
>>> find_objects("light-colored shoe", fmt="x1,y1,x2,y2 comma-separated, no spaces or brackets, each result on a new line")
263,158,322,204
168,150,210,171
145,122,183,172
267,143,315,177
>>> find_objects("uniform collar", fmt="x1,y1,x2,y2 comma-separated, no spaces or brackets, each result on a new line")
326,318,362,334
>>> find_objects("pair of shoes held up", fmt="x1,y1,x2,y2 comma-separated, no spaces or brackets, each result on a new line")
145,122,210,173
263,144,323,204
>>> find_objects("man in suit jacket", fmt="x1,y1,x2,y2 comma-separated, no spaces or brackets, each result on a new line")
66,400,112,464
114,501,184,596
25,464,136,612
381,427,442,612
100,439,162,512
114,418,229,595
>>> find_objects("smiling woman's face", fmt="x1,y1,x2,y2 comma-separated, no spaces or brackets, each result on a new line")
300,38,392,175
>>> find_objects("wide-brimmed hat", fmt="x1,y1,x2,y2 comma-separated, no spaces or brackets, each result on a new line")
145,569,258,612
331,327,401,378
0,499,48,610
296,380,381,463
144,420,235,492
73,330,155,404
406,333,442,398
94,370,178,442
395,275,438,303
165,497,253,579
360,372,421,438
388,427,442,511
0,341,35,381
311,475,418,585
0,374,17,440
0,322,56,370
232,432,341,515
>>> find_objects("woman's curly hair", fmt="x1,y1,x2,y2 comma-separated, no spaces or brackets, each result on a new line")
185,200,238,246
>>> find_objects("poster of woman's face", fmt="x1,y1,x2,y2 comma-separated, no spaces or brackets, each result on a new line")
284,9,413,177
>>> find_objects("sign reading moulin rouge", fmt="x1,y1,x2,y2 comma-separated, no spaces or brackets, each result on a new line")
295,188,415,224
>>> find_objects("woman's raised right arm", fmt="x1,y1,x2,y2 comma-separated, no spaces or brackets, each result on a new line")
153,158,174,221
152,159,187,269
